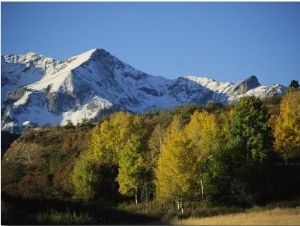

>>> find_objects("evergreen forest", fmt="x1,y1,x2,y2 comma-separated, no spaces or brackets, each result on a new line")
2,84,300,224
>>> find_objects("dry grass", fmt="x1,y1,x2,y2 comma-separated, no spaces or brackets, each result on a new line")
172,206,300,225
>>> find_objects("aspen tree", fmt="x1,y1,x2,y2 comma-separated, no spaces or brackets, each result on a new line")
155,116,198,205
274,89,300,163
116,136,144,204
186,110,220,199
71,153,96,202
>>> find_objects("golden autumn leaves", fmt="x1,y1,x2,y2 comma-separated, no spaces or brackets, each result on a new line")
274,89,300,163
71,89,300,204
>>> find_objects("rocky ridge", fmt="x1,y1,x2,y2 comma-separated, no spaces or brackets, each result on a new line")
1,48,286,133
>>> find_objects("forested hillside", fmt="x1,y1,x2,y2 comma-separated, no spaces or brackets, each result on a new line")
2,86,300,224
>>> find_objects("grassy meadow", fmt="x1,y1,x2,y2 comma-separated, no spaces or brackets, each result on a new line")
173,206,300,225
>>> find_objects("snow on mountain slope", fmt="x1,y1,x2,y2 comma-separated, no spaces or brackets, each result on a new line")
1,52,58,102
29,49,96,93
1,48,287,133
183,75,286,102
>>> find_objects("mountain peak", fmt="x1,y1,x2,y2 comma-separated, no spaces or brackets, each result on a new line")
245,75,260,85
26,51,40,57
80,48,110,57
89,48,116,60
233,75,261,94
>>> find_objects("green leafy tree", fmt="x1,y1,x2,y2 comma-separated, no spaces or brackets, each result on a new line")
228,96,272,164
71,153,97,202
200,111,232,203
116,136,145,204
230,96,273,204
210,96,273,205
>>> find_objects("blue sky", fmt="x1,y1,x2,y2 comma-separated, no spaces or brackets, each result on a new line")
2,2,300,86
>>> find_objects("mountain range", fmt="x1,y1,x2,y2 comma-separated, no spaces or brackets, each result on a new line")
1,48,286,134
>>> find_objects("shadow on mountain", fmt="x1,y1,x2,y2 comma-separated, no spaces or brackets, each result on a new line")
168,77,229,105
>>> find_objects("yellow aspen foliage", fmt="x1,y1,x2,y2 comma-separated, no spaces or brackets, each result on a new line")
155,116,198,201
148,123,165,169
73,111,146,201
219,110,232,143
186,110,220,159
185,110,223,198
109,112,133,147
274,90,300,162
109,112,145,156
89,112,145,165
89,120,117,164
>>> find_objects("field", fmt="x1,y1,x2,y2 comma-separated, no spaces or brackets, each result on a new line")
172,206,300,225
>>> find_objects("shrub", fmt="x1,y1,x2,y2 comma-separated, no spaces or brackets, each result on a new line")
1,163,25,185
36,208,93,225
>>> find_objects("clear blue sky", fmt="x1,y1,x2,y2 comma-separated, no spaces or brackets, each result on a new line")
2,2,300,86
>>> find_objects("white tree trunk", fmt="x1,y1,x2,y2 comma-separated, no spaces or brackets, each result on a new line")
180,197,184,214
135,187,138,204
200,178,204,199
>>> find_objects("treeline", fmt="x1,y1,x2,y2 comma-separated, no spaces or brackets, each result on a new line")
2,88,300,210
72,89,300,207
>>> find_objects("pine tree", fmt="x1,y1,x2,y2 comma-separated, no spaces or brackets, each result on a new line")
288,80,299,90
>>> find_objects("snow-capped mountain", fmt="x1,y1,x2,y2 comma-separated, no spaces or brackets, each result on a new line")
1,48,286,133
